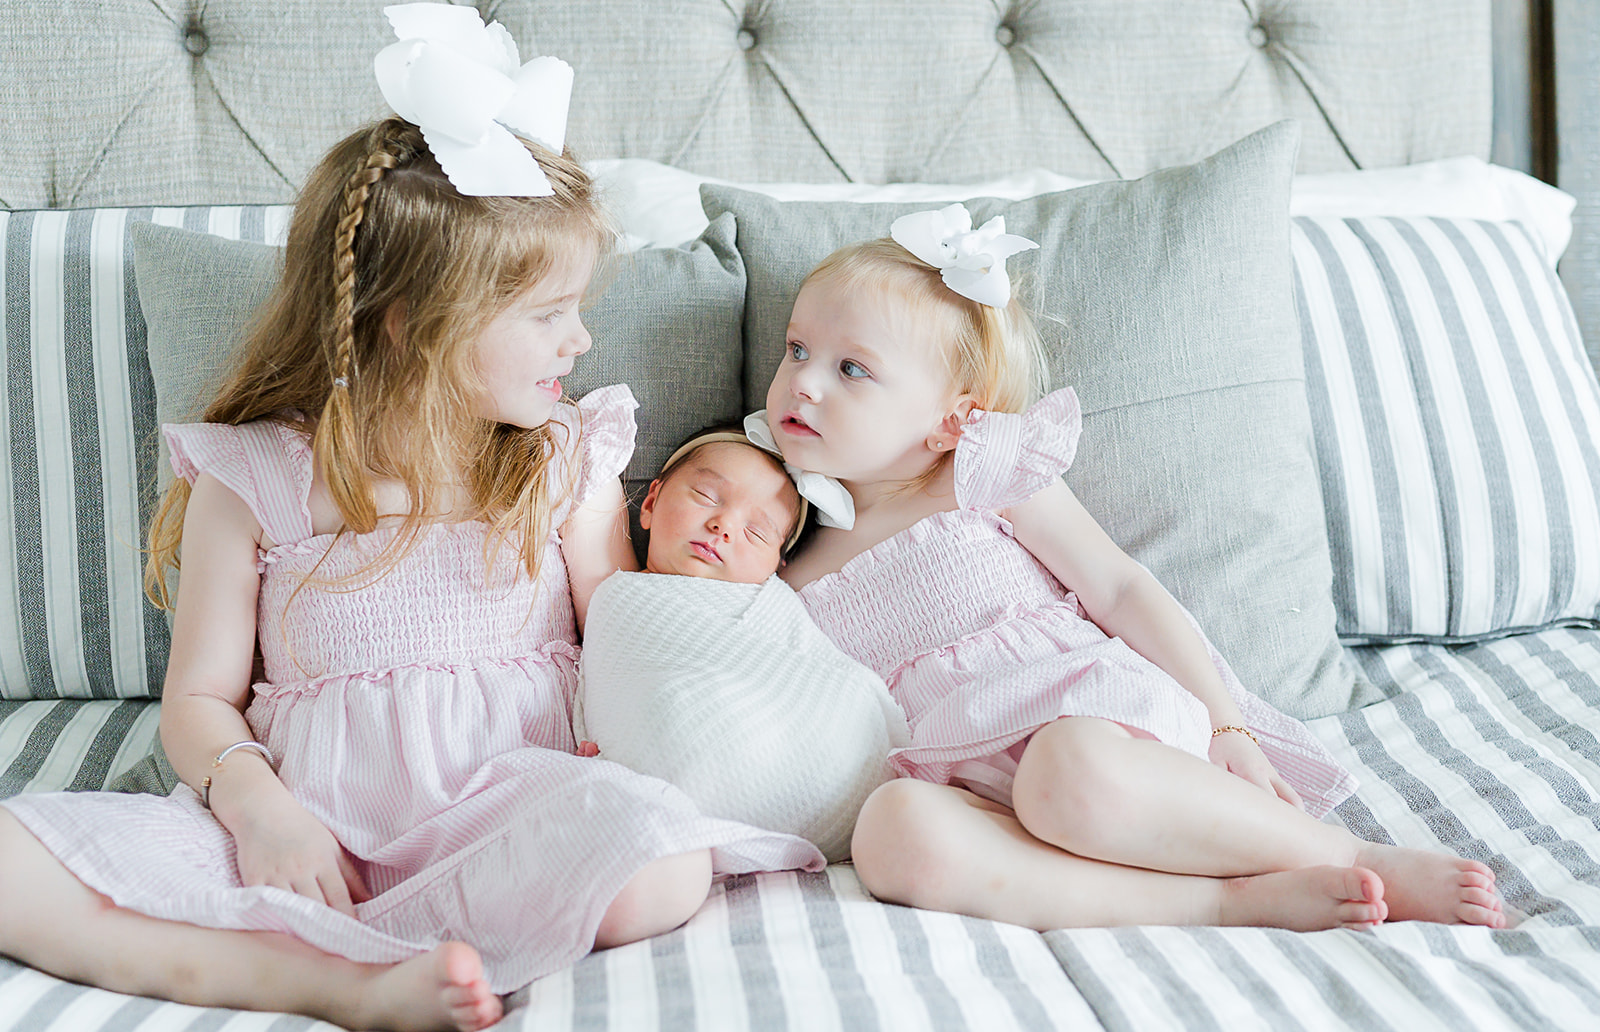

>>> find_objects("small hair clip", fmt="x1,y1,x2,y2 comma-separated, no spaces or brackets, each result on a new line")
332,376,349,389
373,3,574,197
890,203,1039,307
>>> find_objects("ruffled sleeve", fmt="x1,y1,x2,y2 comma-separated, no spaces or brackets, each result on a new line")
558,384,639,509
952,387,1082,512
164,420,316,545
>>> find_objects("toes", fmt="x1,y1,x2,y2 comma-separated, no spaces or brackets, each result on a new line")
1461,859,1495,880
439,941,486,988
1336,900,1384,926
1457,902,1505,928
1349,866,1384,904
1460,869,1496,891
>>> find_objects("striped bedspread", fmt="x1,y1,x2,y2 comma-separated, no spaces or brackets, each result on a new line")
4,627,1600,1031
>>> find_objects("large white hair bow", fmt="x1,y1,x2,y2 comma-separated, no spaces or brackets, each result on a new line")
742,412,857,530
890,203,1039,307
373,3,573,197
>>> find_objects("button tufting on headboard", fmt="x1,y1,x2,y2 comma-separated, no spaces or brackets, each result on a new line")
1247,23,1269,48
0,0,1495,208
183,23,209,57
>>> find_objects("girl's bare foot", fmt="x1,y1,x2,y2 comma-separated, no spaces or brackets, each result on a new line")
1219,865,1387,930
1354,844,1503,927
355,942,503,1032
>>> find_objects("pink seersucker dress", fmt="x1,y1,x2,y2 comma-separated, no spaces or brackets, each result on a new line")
797,387,1358,818
1,384,822,993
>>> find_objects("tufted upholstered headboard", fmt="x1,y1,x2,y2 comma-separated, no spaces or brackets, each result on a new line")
1,0,1596,355
1,0,1492,206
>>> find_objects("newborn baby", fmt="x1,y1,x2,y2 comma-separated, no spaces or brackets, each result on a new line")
576,429,908,862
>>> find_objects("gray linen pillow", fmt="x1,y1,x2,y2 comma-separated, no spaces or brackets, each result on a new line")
703,120,1376,718
132,214,748,509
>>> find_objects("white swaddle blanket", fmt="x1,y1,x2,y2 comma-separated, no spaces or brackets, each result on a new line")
576,571,909,862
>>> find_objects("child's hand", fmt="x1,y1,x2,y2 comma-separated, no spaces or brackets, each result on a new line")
1208,730,1305,810
577,740,600,758
231,789,372,917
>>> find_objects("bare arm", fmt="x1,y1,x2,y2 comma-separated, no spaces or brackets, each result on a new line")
160,472,369,912
1006,479,1301,804
560,474,638,635
1004,479,1244,726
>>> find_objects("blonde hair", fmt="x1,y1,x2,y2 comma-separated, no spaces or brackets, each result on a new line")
145,116,612,608
803,238,1049,414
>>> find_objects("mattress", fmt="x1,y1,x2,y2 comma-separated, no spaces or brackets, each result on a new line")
4,626,1599,1031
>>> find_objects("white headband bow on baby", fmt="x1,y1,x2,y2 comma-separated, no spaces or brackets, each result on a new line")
373,3,573,197
742,413,857,531
890,203,1039,308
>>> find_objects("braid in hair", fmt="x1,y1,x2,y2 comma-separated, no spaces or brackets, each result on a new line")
315,120,416,534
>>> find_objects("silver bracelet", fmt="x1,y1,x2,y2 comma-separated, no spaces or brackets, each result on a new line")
200,740,276,809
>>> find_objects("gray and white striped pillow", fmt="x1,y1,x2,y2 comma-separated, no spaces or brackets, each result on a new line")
1294,215,1600,643
0,206,288,701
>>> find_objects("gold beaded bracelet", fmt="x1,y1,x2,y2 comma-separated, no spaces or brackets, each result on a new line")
1211,724,1259,746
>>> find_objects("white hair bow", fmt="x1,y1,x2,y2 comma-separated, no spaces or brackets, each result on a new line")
373,3,573,197
890,204,1039,307
742,412,857,530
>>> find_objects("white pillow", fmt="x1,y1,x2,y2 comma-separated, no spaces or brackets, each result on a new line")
589,155,1575,265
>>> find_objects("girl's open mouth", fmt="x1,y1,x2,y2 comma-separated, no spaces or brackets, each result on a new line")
780,413,820,437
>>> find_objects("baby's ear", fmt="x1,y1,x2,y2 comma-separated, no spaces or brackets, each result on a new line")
927,394,979,452
638,478,664,530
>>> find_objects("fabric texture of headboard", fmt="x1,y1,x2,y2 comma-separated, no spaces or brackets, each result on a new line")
0,0,1490,209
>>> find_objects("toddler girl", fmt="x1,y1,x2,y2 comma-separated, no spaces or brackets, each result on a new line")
0,13,819,1031
762,203,1505,932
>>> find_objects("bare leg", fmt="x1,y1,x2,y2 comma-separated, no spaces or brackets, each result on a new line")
850,779,1386,932
593,849,713,950
1011,717,1503,926
0,811,500,1031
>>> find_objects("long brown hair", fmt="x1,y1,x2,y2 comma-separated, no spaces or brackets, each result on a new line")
145,117,612,607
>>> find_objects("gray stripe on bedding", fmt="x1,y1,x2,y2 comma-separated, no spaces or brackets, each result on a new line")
650,927,695,1030
0,700,77,795
1403,647,1600,874
1390,217,1521,632
1268,931,1397,1032
725,874,786,1032
1347,217,1466,633
1493,930,1600,1014
1436,218,1575,626
1044,934,1134,1032
1344,648,1575,924
1299,217,1414,631
6,210,55,699
183,1010,244,1032
959,916,1053,1032
16,982,84,1029
881,904,964,1032
101,997,164,1032
122,208,166,699
61,209,115,700
1346,934,1478,1029
569,935,607,1032
1112,930,1222,1032
1295,259,1359,634
65,699,143,791
1476,222,1598,623
1473,636,1600,767
262,1013,319,1031
1342,217,1441,632
1416,924,1549,1031
796,870,880,1031
1187,928,1304,1032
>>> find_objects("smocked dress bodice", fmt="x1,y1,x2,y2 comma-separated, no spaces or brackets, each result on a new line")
796,388,1357,817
